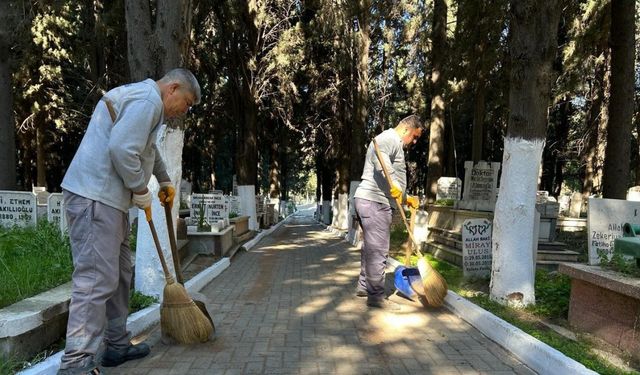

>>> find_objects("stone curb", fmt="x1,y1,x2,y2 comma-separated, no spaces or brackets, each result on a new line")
18,258,232,375
386,257,598,375
0,282,72,339
241,212,294,251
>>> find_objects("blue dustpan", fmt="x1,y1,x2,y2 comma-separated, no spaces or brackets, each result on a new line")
394,266,423,299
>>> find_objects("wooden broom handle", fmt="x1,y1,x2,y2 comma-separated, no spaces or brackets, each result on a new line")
164,203,185,284
406,206,417,265
147,218,173,281
372,139,422,255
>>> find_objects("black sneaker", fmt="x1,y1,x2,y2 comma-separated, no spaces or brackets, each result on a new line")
356,287,368,297
101,342,150,367
367,297,402,311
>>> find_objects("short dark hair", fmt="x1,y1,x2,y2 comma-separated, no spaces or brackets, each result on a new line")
398,114,425,130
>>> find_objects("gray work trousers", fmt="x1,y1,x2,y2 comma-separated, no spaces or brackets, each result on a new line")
354,198,392,300
59,191,132,370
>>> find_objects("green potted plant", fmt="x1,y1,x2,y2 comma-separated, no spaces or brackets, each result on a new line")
196,202,211,232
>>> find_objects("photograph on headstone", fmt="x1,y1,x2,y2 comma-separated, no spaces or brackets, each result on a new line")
461,218,493,278
587,197,640,265
0,191,38,228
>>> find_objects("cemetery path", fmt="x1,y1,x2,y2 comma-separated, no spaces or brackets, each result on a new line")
117,212,535,375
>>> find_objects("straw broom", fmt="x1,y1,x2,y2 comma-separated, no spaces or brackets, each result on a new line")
372,139,448,307
145,210,213,343
163,203,215,330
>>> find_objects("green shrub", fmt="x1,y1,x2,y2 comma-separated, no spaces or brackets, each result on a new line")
599,249,640,277
129,291,158,314
434,198,454,206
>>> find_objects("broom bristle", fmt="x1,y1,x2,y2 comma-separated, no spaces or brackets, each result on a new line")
417,257,448,307
161,282,214,344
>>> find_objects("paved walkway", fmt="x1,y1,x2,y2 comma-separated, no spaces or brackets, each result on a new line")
116,213,535,375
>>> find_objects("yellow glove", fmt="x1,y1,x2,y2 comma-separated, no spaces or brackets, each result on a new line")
158,181,176,208
144,206,152,222
406,195,420,209
390,181,402,199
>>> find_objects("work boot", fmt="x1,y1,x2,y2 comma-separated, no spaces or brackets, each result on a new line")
367,297,402,311
101,342,150,367
355,287,368,297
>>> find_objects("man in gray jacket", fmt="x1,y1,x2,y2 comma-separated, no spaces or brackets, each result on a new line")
353,115,425,311
58,68,200,375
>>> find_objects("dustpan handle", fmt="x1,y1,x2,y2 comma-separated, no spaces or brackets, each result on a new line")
372,139,422,256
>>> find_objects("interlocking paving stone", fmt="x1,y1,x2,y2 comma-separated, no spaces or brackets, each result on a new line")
116,214,535,374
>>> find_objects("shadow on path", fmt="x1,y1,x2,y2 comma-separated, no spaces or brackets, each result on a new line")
121,216,535,375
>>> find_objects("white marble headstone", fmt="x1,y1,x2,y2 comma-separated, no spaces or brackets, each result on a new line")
0,191,38,228
587,197,640,265
47,193,67,232
461,218,493,278
436,177,462,201
229,196,240,216
459,161,500,212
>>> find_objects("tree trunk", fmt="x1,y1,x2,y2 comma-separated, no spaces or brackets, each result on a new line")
552,99,571,197
36,122,47,187
269,128,280,200
0,1,16,190
582,50,609,197
602,0,635,199
472,80,487,162
425,0,447,203
124,0,155,80
490,0,561,307
636,109,640,186
235,0,259,187
350,0,370,181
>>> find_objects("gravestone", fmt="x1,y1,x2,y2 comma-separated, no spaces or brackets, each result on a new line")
0,191,38,228
33,186,48,219
569,192,583,217
436,177,462,201
461,218,493,278
232,175,238,196
191,193,229,230
459,161,501,212
558,194,571,215
587,197,640,265
628,186,640,202
535,191,559,242
179,179,192,208
47,193,66,232
229,196,240,216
